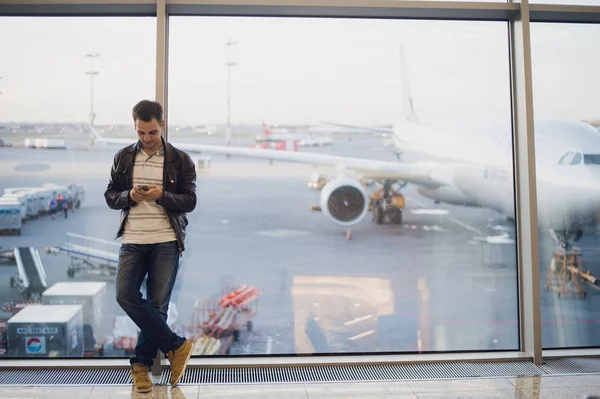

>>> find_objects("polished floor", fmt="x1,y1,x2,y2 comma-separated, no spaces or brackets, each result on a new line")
1,375,600,398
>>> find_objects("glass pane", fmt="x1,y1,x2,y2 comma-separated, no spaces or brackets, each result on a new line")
166,17,519,355
0,17,155,359
531,23,600,349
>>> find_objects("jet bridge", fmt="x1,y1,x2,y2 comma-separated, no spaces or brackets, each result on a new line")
9,247,48,300
45,232,119,278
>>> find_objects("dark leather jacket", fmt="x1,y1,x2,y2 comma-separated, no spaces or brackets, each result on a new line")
104,138,197,252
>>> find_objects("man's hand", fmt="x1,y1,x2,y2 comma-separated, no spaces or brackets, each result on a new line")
129,186,145,202
145,184,164,201
130,185,163,203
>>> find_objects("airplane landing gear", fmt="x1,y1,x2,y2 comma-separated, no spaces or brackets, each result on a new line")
549,229,583,251
546,228,596,299
370,179,405,225
372,200,403,224
545,246,588,299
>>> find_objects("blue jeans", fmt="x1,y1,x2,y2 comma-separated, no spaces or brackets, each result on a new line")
115,241,186,368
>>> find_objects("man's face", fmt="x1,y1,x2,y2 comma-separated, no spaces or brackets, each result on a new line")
135,118,165,153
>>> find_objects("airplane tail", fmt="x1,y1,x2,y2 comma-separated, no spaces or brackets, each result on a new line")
88,124,104,148
399,45,418,123
262,122,272,136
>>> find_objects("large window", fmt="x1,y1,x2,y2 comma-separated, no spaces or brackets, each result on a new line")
531,23,600,349
0,0,598,368
0,17,155,359
167,17,519,356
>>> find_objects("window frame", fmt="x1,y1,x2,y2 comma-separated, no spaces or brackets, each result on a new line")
1,0,600,370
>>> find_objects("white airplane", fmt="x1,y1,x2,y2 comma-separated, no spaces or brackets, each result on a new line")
90,109,600,246
90,62,600,246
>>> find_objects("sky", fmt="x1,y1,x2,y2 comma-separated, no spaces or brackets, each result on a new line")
0,16,599,126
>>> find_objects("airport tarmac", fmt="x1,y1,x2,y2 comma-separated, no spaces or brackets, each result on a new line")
0,134,599,358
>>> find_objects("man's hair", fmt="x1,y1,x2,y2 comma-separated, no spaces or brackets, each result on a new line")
132,100,163,122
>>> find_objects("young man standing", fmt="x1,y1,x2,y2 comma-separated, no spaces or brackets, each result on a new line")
104,100,196,392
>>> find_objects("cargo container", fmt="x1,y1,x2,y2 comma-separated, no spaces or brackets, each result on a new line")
1,193,27,221
0,199,22,234
7,305,83,357
41,282,107,350
4,188,40,219
31,188,53,214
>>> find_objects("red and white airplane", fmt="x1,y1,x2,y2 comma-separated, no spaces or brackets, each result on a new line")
256,122,332,147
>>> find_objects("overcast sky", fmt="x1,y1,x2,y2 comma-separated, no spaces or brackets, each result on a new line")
0,16,598,126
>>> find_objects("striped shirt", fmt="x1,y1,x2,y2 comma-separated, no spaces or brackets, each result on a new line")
121,147,177,244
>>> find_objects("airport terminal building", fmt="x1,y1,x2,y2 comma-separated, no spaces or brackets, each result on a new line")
0,0,600,396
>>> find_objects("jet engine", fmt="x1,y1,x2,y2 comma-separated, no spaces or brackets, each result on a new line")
319,177,369,226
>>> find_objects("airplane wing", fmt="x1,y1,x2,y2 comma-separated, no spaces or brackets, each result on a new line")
90,126,133,147
90,125,448,188
321,121,394,135
176,142,446,188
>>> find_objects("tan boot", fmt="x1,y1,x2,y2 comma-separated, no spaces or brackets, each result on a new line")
167,340,193,386
130,363,153,393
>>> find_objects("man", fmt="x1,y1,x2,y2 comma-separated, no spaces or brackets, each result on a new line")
104,100,196,393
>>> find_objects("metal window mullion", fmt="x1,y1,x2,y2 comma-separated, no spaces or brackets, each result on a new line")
508,0,542,366
2,0,600,23
156,0,169,139
165,0,520,21
165,0,510,8
530,4,600,23
0,0,156,17
152,0,168,375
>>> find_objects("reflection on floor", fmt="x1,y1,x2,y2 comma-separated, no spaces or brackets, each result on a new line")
1,374,600,398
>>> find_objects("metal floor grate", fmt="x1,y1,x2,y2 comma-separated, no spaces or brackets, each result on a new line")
0,358,599,386
541,356,600,375
174,361,545,385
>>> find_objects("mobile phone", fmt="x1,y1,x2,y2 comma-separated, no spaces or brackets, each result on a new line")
137,184,150,191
